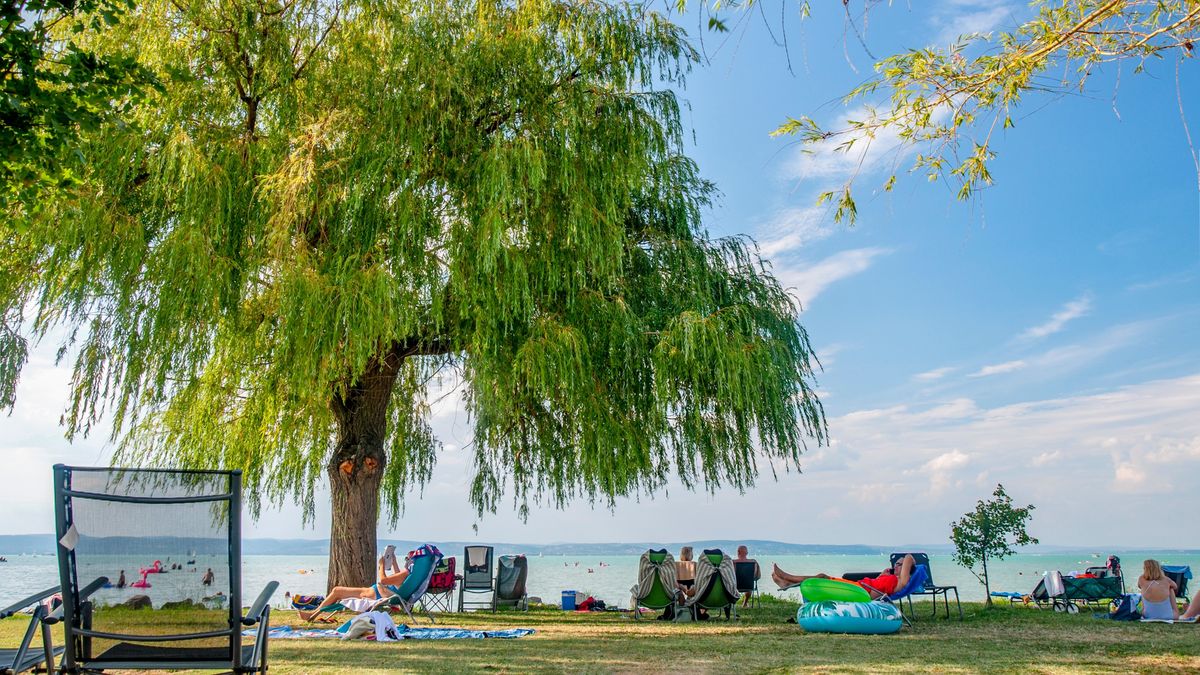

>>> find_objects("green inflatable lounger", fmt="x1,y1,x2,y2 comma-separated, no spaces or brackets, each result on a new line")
799,578,872,603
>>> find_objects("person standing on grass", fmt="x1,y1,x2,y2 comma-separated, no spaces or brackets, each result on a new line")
734,545,760,607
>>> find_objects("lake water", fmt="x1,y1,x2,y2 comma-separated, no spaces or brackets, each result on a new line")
3,550,1197,609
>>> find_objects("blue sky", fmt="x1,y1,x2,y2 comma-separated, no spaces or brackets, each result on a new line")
2,1,1198,548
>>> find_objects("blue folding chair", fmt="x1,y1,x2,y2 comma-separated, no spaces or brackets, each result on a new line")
881,565,930,626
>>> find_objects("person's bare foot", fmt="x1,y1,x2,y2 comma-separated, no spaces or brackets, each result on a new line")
298,609,316,622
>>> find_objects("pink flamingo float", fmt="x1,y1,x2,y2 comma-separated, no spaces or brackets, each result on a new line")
130,571,151,588
139,560,165,575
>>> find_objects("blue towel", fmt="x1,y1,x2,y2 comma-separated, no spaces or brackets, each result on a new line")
246,625,535,640
989,592,1024,598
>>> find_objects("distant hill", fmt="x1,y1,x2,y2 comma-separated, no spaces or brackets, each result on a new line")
3,534,1195,557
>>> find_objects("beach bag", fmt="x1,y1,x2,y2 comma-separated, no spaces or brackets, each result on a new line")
1107,594,1142,621
291,594,324,611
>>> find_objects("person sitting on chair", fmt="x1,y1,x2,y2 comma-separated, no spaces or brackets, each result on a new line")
298,545,409,621
734,545,760,607
772,554,916,599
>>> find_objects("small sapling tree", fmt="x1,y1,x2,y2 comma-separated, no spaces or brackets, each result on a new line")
950,484,1038,607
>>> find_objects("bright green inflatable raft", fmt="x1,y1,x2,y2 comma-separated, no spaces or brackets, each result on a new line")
796,601,903,634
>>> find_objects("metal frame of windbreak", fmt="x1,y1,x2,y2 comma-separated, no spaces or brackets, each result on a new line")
48,465,277,675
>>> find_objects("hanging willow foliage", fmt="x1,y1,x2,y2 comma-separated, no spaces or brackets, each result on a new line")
1,0,825,564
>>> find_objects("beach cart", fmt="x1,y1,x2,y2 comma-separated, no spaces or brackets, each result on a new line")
1032,570,1123,613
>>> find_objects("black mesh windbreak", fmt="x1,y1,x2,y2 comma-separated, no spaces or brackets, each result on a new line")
57,467,238,662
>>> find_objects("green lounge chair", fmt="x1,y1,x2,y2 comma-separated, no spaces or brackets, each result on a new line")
691,550,739,621
1,587,62,674
632,549,684,621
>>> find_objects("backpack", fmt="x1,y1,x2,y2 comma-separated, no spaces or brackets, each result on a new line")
1107,594,1142,621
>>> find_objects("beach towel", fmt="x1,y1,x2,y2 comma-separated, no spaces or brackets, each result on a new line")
632,550,678,603
467,546,489,570
245,625,535,640
685,551,738,608
340,611,400,642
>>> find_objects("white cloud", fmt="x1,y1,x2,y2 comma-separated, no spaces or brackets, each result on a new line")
921,449,971,494
970,359,1027,377
914,367,955,382
781,106,908,183
756,206,834,258
1020,295,1093,340
824,373,1200,541
776,247,891,307
1031,450,1061,467
930,1,1018,46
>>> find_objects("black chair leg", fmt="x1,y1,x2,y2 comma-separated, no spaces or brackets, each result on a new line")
954,588,962,620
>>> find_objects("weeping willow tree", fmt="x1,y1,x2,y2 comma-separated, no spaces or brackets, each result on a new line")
0,0,826,588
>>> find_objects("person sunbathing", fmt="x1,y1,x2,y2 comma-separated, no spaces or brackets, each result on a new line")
772,554,916,599
298,545,409,621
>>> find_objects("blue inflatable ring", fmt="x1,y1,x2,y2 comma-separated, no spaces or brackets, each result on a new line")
797,601,903,634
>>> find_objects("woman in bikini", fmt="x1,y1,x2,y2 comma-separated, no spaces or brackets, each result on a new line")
771,553,916,599
298,545,409,621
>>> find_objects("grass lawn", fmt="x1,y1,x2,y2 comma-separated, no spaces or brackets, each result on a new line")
3,597,1198,673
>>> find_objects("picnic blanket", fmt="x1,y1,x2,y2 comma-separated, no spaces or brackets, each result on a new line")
246,625,535,640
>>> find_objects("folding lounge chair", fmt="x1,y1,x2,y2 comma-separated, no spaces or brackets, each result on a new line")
457,546,495,612
733,561,760,609
420,556,456,614
1,587,62,674
890,553,962,620
631,549,684,621
882,565,930,627
494,555,529,612
689,550,739,621
48,465,277,675
307,546,443,624
374,547,443,623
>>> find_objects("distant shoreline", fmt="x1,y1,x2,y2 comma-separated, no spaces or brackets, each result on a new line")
1,534,1195,557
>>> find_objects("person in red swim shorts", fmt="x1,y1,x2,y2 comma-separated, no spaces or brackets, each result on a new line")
771,554,916,599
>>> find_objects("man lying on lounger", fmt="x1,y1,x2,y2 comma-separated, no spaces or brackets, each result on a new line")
298,545,409,621
772,554,916,599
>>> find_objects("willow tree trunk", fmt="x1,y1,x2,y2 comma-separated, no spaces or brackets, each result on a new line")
325,355,401,590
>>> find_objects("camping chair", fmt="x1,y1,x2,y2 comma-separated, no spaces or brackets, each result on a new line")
689,550,739,621
48,464,277,674
457,546,495,612
1164,565,1191,608
1,587,62,674
890,553,962,619
494,555,529,611
631,549,685,621
420,556,456,614
733,560,760,609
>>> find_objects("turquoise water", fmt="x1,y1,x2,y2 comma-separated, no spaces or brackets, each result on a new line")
3,550,1197,609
